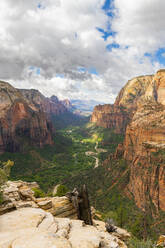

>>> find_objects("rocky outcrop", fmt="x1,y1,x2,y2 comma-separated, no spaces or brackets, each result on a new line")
0,180,130,247
157,235,165,247
0,181,77,218
0,207,129,248
0,82,54,153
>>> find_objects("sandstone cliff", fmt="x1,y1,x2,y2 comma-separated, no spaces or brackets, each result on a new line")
91,75,153,133
124,70,165,212
91,70,165,213
0,81,54,153
20,89,68,115
91,104,129,133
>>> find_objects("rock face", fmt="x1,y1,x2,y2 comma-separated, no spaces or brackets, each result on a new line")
20,89,68,115
0,81,54,153
61,99,75,111
91,75,153,133
0,180,77,218
124,70,165,212
0,207,129,248
91,70,165,212
91,104,129,133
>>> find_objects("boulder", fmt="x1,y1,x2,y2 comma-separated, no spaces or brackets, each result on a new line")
37,199,52,210
0,207,128,248
157,235,165,247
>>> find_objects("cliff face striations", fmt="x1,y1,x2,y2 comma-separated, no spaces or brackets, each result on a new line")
91,75,153,133
20,89,68,115
91,70,165,212
0,82,54,153
124,70,165,212
91,104,129,133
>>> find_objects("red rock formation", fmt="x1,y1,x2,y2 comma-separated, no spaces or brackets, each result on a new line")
124,99,165,211
91,104,129,133
91,70,165,212
19,90,68,115
123,71,165,212
0,82,54,153
91,75,153,133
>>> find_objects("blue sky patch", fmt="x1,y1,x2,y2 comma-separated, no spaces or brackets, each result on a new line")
106,43,120,51
78,67,98,75
97,0,116,41
78,67,86,73
96,27,116,40
29,66,41,75
36,68,41,75
155,48,165,65
37,2,45,9
102,0,115,17
29,66,35,70
38,3,42,8
102,0,114,12
144,48,165,65
89,68,98,75
56,73,65,78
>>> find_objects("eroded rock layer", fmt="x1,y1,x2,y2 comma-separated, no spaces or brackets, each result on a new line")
91,104,129,133
91,75,153,133
91,70,165,212
124,70,165,212
20,89,68,115
0,82,54,153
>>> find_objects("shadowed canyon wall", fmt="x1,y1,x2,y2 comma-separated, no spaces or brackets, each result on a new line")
91,70,165,212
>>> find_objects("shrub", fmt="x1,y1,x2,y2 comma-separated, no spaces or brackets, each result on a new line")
127,238,156,248
55,185,69,197
0,160,14,205
32,188,45,198
0,160,14,185
0,191,4,205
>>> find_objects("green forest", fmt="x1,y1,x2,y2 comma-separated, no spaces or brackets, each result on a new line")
0,117,163,246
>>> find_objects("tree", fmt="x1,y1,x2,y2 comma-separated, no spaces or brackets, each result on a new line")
55,185,69,197
0,160,14,204
0,160,14,186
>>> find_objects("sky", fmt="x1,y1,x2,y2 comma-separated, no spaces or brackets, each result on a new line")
0,0,165,103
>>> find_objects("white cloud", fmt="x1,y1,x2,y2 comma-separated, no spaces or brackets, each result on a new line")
0,0,164,103
113,0,165,55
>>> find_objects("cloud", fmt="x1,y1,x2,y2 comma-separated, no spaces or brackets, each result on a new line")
0,0,164,103
113,0,165,55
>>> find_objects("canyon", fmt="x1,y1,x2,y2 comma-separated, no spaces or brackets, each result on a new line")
91,70,165,213
0,70,165,239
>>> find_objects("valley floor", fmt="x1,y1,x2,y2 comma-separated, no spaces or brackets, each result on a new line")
0,121,164,242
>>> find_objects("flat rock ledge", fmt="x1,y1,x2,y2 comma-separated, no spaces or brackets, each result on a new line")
0,208,129,248
0,181,130,247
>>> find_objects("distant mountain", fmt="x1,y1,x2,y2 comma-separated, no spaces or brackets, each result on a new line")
61,99,76,113
70,99,105,116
